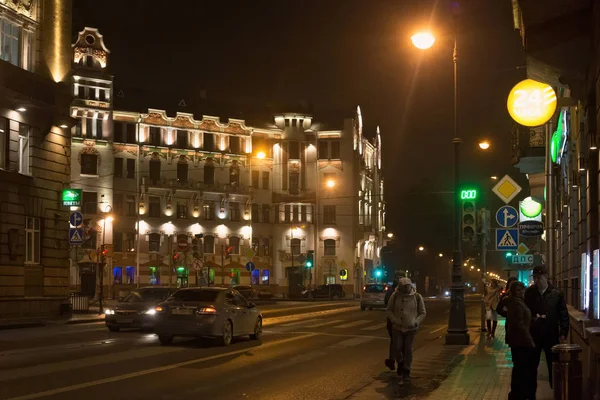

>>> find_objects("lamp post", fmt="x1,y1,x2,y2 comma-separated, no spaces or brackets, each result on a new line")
412,18,469,345
99,204,113,315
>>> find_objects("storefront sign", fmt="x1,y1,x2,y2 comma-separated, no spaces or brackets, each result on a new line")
519,197,543,222
518,221,543,237
594,250,599,320
551,109,568,164
507,79,557,127
62,189,82,207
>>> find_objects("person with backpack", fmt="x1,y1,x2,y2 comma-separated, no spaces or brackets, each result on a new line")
384,276,400,371
386,276,426,385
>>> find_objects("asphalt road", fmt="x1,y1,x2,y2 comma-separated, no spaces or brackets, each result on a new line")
0,298,481,400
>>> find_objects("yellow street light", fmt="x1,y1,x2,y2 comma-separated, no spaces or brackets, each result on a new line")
463,262,468,266
387,233,394,239
491,176,498,180
256,151,266,159
326,179,336,188
411,31,435,50
418,246,425,252
438,253,443,258
478,141,490,150
106,215,114,223
477,268,481,272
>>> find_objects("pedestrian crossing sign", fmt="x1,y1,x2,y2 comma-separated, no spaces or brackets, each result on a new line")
496,229,518,251
69,228,84,245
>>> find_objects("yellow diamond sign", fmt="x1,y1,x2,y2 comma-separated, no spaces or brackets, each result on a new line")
492,175,522,204
517,243,529,255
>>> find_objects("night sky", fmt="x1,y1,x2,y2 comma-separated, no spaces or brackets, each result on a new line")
73,0,528,268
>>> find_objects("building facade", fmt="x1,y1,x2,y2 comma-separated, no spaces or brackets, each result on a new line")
0,0,73,318
67,28,387,299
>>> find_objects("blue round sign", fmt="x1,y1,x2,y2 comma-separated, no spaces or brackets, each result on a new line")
245,261,255,272
69,211,84,228
495,206,518,228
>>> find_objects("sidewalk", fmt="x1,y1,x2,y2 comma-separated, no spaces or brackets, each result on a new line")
0,300,116,330
347,322,554,399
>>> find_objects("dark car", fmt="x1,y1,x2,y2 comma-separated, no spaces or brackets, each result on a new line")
360,284,388,310
303,284,345,299
154,288,262,346
233,285,257,300
105,287,175,332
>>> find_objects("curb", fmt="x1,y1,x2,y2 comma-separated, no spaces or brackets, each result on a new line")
0,321,46,330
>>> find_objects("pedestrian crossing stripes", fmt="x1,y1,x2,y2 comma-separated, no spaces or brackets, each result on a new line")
304,320,344,328
327,336,375,349
333,320,371,329
359,322,387,331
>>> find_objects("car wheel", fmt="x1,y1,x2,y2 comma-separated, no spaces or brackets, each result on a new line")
219,320,233,346
158,335,173,345
250,318,262,340
360,305,366,311
108,326,120,332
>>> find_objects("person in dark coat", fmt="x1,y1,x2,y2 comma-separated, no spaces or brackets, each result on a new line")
524,265,569,389
384,276,400,370
506,281,536,400
497,276,518,343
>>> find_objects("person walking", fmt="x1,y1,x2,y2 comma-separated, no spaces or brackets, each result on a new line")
386,277,426,385
524,265,569,389
384,276,400,371
506,281,537,400
497,276,518,344
484,279,501,339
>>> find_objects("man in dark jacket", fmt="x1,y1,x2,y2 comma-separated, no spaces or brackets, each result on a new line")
524,265,569,389
497,277,518,344
384,277,399,370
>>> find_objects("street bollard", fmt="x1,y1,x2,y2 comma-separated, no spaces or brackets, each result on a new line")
552,343,582,400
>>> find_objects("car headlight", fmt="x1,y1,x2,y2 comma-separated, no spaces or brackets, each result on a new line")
144,308,156,315
105,309,115,315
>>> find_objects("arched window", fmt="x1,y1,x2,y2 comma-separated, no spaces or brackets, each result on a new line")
324,239,336,256
203,235,215,254
291,238,301,256
229,236,240,255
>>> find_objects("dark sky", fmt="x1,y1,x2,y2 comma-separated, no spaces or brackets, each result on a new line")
73,0,528,263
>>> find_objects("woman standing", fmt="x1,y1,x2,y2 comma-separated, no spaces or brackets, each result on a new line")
506,281,536,400
484,279,501,339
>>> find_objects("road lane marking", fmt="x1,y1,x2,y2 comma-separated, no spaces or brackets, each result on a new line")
280,319,321,327
327,336,375,349
430,326,447,334
304,320,344,328
360,322,387,331
262,306,355,327
4,333,318,400
333,320,371,329
288,331,387,340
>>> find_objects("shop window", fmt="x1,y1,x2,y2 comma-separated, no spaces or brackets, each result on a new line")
125,266,135,284
230,268,240,286
149,266,160,285
261,270,270,285
251,269,260,285
113,267,123,284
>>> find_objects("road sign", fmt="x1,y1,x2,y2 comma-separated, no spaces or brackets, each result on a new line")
245,261,256,272
244,248,255,259
69,211,83,227
62,189,82,207
177,239,189,251
496,229,518,251
191,258,203,271
495,206,518,228
517,243,530,255
69,228,84,245
519,221,543,237
511,255,534,264
492,175,522,204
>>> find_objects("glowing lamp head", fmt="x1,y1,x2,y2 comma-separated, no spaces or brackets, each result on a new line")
326,179,336,188
106,216,114,223
418,246,425,252
411,32,435,50
256,151,266,159
478,141,490,150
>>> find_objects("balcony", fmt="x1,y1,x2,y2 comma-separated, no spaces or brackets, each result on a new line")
512,124,545,175
141,175,249,195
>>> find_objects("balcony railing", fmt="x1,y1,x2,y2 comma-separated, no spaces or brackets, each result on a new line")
140,175,249,194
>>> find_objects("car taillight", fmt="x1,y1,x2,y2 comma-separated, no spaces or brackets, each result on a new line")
384,286,389,291
155,306,164,312
197,307,217,315
362,286,366,292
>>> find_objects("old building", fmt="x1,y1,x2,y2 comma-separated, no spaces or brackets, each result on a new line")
68,28,387,299
0,0,73,318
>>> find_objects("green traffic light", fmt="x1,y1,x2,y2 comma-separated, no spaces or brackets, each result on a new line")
505,252,513,258
460,189,477,200
374,270,382,277
306,261,313,268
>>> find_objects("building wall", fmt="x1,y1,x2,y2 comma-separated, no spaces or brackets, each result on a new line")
0,0,73,318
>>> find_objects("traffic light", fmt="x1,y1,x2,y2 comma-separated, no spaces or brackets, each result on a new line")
374,269,383,278
101,245,108,261
305,250,314,268
462,198,477,241
225,246,233,259
173,251,183,264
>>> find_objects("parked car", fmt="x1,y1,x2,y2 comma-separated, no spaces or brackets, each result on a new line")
360,284,388,311
153,288,262,346
104,287,176,332
233,285,257,300
302,284,345,299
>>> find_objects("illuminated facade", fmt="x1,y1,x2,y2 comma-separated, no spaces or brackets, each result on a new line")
69,29,386,298
0,0,73,318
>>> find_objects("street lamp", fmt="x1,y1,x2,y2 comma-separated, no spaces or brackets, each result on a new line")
418,246,425,252
387,232,394,239
438,253,443,258
491,176,498,180
326,179,336,188
478,141,490,150
412,16,469,345
99,204,113,315
256,151,266,159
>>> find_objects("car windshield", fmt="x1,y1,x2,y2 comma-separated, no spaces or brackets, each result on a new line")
123,290,170,303
364,285,386,293
169,290,220,302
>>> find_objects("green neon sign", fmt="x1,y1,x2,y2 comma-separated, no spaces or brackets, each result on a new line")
551,110,567,164
520,196,542,218
62,189,82,207
460,189,477,200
